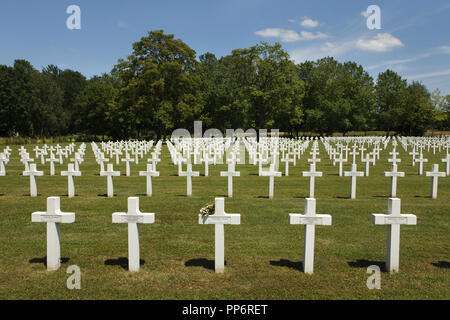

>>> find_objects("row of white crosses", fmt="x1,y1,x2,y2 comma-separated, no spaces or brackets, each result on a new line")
31,194,417,275
22,144,86,197
95,141,161,197
95,140,156,176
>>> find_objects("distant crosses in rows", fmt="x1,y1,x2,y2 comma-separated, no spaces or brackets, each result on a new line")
199,197,240,274
112,197,155,272
425,164,446,199
31,197,75,271
372,198,417,273
289,198,332,274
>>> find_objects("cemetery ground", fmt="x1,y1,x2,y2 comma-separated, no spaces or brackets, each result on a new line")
0,143,448,300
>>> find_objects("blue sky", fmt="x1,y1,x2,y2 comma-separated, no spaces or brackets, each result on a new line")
1,0,449,94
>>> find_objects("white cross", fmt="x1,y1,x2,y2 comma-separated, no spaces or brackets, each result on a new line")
70,153,83,172
349,148,359,165
100,164,120,197
31,197,75,271
112,197,155,272
260,164,282,199
46,153,60,176
415,153,428,175
220,163,240,198
139,164,160,197
302,163,322,198
372,198,417,273
0,153,7,174
255,153,268,176
198,197,240,273
201,153,213,177
388,150,401,165
23,163,44,197
334,154,346,177
384,164,405,197
289,198,332,274
121,153,135,177
344,164,364,199
61,163,82,198
425,164,446,199
179,163,199,196
361,153,375,176
281,155,295,176
409,148,419,166
441,154,450,176
21,153,34,172
147,153,160,170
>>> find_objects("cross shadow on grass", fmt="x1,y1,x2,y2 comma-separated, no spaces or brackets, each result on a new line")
254,195,269,199
431,261,450,269
270,259,303,272
29,256,70,267
335,196,351,199
185,258,225,271
347,259,385,272
104,257,145,270
97,193,114,197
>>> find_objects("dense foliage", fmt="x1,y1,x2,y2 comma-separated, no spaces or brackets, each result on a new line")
0,30,448,139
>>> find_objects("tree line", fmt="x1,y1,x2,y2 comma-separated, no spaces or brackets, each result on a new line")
0,30,449,139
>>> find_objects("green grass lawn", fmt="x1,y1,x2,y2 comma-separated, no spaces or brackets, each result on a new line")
0,142,448,299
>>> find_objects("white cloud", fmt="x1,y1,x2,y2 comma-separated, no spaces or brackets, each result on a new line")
366,53,431,70
300,31,328,40
255,28,301,42
255,28,328,42
361,10,370,18
301,17,319,28
440,46,450,54
290,40,356,63
407,69,450,80
356,33,404,52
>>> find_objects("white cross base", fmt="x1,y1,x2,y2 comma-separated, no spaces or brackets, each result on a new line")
112,197,155,272
198,198,240,273
289,198,331,274
372,198,417,273
31,197,75,271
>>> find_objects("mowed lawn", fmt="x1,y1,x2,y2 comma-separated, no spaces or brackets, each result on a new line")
0,142,448,300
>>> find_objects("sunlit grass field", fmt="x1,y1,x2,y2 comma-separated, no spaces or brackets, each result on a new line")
0,142,448,299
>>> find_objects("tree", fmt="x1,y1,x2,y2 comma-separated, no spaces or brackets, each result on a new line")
114,30,202,139
375,70,408,134
74,75,118,138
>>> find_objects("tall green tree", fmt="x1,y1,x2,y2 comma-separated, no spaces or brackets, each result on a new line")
114,30,202,139
375,69,408,134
